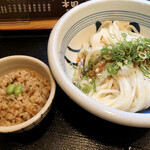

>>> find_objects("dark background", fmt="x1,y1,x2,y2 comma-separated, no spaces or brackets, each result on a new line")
0,30,150,150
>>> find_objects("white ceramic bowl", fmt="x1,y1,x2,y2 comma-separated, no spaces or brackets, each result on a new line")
48,0,150,127
0,55,56,133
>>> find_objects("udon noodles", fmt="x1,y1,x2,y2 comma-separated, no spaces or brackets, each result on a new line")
72,21,150,112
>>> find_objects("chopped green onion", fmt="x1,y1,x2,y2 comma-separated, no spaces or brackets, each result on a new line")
137,45,143,52
121,33,127,39
103,54,112,60
81,86,91,94
140,64,150,78
99,37,150,77
117,62,123,67
101,48,109,54
138,51,147,60
88,59,94,69
93,80,96,92
106,63,118,76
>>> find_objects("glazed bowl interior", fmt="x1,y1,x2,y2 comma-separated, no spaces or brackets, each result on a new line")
0,55,56,133
48,0,150,127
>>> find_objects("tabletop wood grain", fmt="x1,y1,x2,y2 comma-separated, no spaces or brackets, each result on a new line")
0,19,58,30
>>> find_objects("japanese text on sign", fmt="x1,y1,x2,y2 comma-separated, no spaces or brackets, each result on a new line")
62,0,79,11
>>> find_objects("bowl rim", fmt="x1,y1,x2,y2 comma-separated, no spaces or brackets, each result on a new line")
0,55,56,133
48,0,150,128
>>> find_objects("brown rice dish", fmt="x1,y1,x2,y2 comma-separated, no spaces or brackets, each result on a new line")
0,68,51,126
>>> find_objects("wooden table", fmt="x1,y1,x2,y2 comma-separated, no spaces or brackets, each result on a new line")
0,19,58,30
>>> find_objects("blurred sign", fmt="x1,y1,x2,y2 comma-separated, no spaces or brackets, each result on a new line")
0,0,86,23
0,0,29,23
